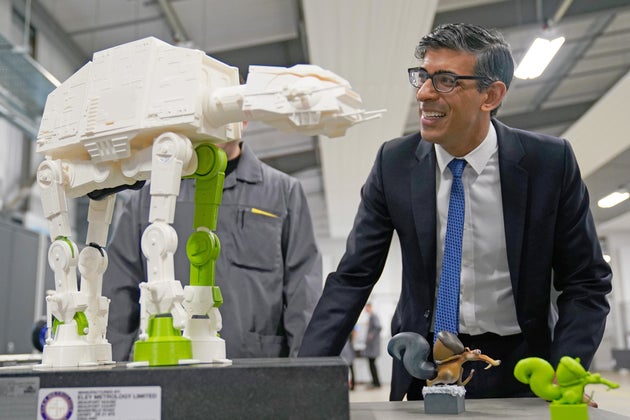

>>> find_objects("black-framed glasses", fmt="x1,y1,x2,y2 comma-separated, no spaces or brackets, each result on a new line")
407,67,490,93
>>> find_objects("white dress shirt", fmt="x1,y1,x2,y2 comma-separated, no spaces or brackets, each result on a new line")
434,124,521,336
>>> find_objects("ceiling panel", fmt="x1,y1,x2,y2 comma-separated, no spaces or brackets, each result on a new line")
589,32,630,54
39,0,162,33
39,0,166,56
546,71,619,106
607,8,630,31
501,86,542,115
175,0,299,53
71,22,171,57
575,50,630,74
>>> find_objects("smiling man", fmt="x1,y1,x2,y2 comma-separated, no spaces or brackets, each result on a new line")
298,23,611,401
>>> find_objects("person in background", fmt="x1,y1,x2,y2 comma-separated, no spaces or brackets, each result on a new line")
103,127,323,360
298,22,611,401
340,330,356,390
364,303,382,389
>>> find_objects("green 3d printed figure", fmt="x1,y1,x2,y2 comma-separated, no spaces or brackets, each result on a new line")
514,356,619,420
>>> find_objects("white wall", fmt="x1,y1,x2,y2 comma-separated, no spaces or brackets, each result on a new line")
303,0,437,385
562,67,630,370
565,70,630,178
317,230,402,385
589,229,630,370
302,0,438,239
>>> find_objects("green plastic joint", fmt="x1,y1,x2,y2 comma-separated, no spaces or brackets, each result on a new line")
74,311,89,335
188,144,227,231
212,286,223,308
186,230,221,287
51,311,89,337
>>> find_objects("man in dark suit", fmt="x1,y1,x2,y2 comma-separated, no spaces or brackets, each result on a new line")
298,23,611,400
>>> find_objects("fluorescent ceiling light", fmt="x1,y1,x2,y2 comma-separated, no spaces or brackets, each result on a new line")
514,36,565,79
597,191,630,208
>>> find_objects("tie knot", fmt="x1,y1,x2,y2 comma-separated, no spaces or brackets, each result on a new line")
448,159,467,178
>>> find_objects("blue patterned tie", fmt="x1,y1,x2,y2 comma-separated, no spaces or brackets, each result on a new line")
434,158,467,340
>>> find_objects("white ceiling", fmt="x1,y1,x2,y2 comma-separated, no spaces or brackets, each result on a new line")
40,0,301,55
5,0,630,237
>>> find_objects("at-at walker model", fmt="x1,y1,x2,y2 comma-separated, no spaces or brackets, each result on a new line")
35,36,381,368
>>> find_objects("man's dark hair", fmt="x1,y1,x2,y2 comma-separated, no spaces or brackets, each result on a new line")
415,23,515,116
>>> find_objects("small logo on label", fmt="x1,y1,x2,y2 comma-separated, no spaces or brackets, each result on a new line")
40,391,73,420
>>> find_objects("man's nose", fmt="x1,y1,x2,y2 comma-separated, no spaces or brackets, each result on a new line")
416,78,438,101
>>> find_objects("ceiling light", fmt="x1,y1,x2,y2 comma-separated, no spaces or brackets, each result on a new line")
597,191,630,209
514,36,565,79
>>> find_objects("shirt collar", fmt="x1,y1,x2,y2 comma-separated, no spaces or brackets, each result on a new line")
435,123,497,176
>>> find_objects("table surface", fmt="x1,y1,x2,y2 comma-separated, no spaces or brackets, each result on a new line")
350,398,630,419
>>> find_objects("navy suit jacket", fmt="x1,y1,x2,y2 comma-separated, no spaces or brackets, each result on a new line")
298,119,611,399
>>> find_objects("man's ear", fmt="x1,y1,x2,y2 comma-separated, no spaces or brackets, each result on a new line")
481,81,507,113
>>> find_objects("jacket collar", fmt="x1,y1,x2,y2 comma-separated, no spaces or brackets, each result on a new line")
223,141,263,189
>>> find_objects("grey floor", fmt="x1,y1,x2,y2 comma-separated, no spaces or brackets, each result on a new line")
349,370,630,416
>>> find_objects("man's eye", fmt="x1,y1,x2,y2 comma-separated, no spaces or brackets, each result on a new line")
437,76,455,86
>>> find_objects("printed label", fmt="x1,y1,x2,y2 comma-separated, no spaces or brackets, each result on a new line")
37,386,161,420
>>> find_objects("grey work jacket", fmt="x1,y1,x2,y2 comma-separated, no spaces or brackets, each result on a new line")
103,142,322,360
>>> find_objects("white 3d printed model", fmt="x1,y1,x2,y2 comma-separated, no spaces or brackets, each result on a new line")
35,36,381,367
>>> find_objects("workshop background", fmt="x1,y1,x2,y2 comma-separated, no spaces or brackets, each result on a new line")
1,0,630,388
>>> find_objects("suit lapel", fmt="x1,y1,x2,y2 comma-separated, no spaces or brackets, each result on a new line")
495,120,528,292
411,139,437,282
